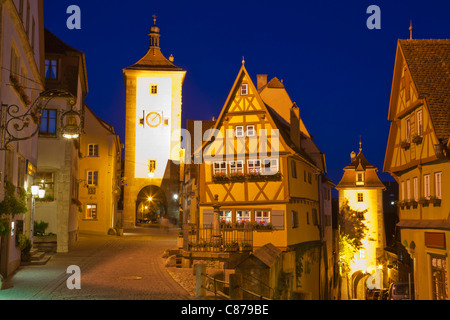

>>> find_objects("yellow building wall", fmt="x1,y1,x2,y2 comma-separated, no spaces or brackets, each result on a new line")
78,108,121,235
339,188,383,274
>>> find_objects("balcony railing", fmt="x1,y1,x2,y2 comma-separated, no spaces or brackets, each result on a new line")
185,224,253,253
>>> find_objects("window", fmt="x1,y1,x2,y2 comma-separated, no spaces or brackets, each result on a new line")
255,210,270,224
431,255,447,300
246,125,255,137
220,210,232,223
17,156,26,189
406,118,411,143
248,159,261,174
291,160,297,178
235,126,244,138
359,249,366,259
45,59,58,79
240,84,248,96
304,170,307,182
306,211,310,225
88,144,99,157
262,158,278,175
86,204,97,220
406,179,411,201
357,193,364,203
308,172,312,184
356,172,365,185
312,208,319,226
229,160,243,174
435,172,442,199
10,47,20,78
413,177,418,201
150,84,158,94
36,172,54,198
417,110,423,136
213,161,227,175
40,109,57,136
87,171,98,186
148,160,157,173
424,174,431,198
236,210,251,223
292,211,299,228
164,118,169,126
401,181,405,201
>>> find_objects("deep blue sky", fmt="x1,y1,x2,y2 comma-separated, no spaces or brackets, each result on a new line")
44,0,450,188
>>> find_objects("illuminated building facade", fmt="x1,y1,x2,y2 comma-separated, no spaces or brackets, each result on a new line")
384,39,450,300
77,105,122,235
336,147,386,298
0,0,45,277
195,64,332,299
122,18,186,227
35,29,88,253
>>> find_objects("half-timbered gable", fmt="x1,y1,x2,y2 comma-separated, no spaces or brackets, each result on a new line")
384,38,450,300
199,64,327,250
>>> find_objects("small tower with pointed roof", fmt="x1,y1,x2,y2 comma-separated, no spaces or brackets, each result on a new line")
336,142,387,290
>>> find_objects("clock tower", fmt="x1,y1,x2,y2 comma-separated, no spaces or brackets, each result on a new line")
123,16,186,227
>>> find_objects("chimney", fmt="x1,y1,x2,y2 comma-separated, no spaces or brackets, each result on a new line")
290,104,301,150
257,74,268,90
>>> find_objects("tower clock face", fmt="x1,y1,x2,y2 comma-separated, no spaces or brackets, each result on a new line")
146,112,162,128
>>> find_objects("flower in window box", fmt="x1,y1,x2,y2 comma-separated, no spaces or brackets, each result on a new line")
229,172,245,181
212,172,229,182
429,196,441,206
418,197,430,206
240,242,252,252
412,134,423,144
246,171,264,181
400,140,410,150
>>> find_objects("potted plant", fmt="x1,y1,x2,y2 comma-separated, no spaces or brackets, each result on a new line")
401,140,411,150
240,242,252,252
412,134,423,144
115,220,124,236
418,197,430,206
17,234,32,263
429,196,442,206
224,241,239,252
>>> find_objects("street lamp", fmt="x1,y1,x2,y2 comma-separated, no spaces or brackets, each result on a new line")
0,89,84,150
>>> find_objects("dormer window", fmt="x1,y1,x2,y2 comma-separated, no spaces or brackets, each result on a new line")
240,84,248,96
150,84,158,95
356,172,365,185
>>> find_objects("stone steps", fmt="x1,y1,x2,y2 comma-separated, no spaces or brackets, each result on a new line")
21,249,52,266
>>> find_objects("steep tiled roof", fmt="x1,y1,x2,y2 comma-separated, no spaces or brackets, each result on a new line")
125,48,183,71
399,39,450,140
336,151,385,189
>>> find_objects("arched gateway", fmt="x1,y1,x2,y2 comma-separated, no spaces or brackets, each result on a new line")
135,185,167,224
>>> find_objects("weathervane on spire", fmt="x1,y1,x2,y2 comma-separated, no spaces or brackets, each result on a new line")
242,56,245,65
359,135,363,152
153,14,157,25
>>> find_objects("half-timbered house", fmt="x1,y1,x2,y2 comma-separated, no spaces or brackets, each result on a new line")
384,39,450,300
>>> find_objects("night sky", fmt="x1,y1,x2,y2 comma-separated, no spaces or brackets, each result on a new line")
43,0,450,189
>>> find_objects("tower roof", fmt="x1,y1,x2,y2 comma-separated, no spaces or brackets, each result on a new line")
124,17,183,72
336,150,385,189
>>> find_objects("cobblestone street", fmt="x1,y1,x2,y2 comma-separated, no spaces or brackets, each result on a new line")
0,227,194,300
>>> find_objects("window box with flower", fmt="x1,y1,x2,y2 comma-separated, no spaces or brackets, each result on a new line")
10,75,31,105
412,134,423,145
401,140,411,150
212,172,229,183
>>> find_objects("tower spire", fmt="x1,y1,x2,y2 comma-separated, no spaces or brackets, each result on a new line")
149,14,160,49
409,20,413,40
